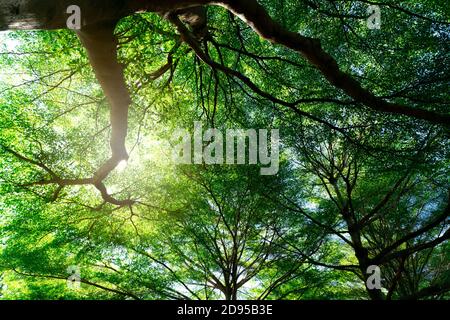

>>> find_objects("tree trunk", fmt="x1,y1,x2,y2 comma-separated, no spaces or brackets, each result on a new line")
0,0,208,31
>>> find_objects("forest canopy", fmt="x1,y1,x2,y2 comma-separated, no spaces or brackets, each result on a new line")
0,0,449,300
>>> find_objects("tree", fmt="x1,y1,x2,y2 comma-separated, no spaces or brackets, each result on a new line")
2,1,448,204
280,115,449,299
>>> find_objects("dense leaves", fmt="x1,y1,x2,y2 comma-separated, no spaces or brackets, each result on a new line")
0,0,449,300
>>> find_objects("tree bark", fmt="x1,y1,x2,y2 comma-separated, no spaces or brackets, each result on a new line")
76,20,130,181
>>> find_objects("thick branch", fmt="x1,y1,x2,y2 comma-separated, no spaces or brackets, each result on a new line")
217,0,449,126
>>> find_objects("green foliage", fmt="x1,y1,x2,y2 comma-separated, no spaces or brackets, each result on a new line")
0,0,448,300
